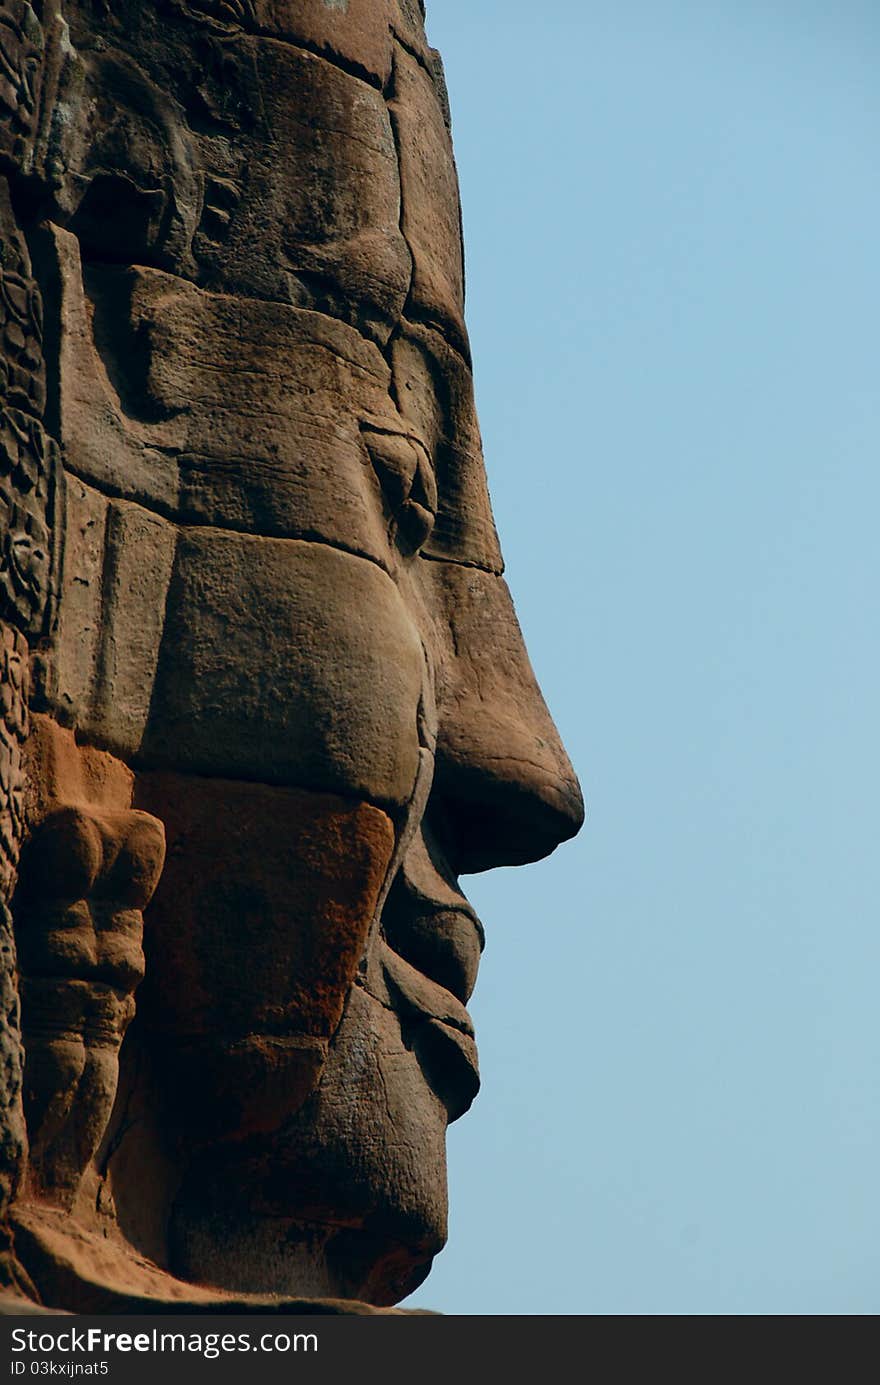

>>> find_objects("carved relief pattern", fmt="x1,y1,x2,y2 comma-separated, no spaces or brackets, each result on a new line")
0,33,63,1229
0,188,60,635
160,0,257,37
0,624,27,1218
0,1,44,174
0,225,60,1119
14,804,165,1208
0,626,26,897
0,233,45,418
0,223,57,642
0,409,59,638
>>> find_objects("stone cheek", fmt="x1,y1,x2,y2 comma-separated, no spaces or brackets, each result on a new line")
142,531,426,804
132,774,396,1139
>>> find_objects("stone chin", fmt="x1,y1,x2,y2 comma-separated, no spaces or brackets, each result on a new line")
166,984,455,1306
117,788,483,1305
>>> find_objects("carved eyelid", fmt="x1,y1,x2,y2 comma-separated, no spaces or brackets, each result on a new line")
360,416,438,554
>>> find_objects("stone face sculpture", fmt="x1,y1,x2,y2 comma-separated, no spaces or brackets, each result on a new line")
0,0,583,1311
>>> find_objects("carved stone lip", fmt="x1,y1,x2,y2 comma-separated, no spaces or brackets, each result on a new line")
380,824,485,1006
381,944,474,1040
380,944,480,1121
386,898,482,1001
417,1015,480,1123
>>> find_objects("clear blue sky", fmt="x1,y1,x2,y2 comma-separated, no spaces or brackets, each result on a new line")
405,0,880,1315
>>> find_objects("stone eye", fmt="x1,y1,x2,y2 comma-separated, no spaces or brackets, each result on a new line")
362,424,437,556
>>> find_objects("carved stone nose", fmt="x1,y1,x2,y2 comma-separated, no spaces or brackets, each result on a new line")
423,560,584,874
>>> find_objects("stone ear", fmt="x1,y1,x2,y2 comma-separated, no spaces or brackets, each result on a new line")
16,807,104,904
88,811,167,909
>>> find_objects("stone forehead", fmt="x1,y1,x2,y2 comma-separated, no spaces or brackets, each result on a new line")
126,0,434,86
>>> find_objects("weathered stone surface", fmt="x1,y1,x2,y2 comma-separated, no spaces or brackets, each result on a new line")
381,822,484,1005
0,0,585,1313
51,484,428,803
56,491,176,755
0,170,63,1286
0,2,44,176
59,2,441,107
108,267,397,552
22,713,137,823
8,1204,434,1313
254,0,443,93
392,321,503,570
46,476,177,744
14,717,164,1210
170,984,450,1304
141,531,426,803
30,224,183,517
37,228,404,561
47,476,107,731
0,185,61,642
390,40,466,357
132,773,394,1142
0,625,27,898
46,16,411,335
0,629,29,1243
0,186,45,420
256,0,398,86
